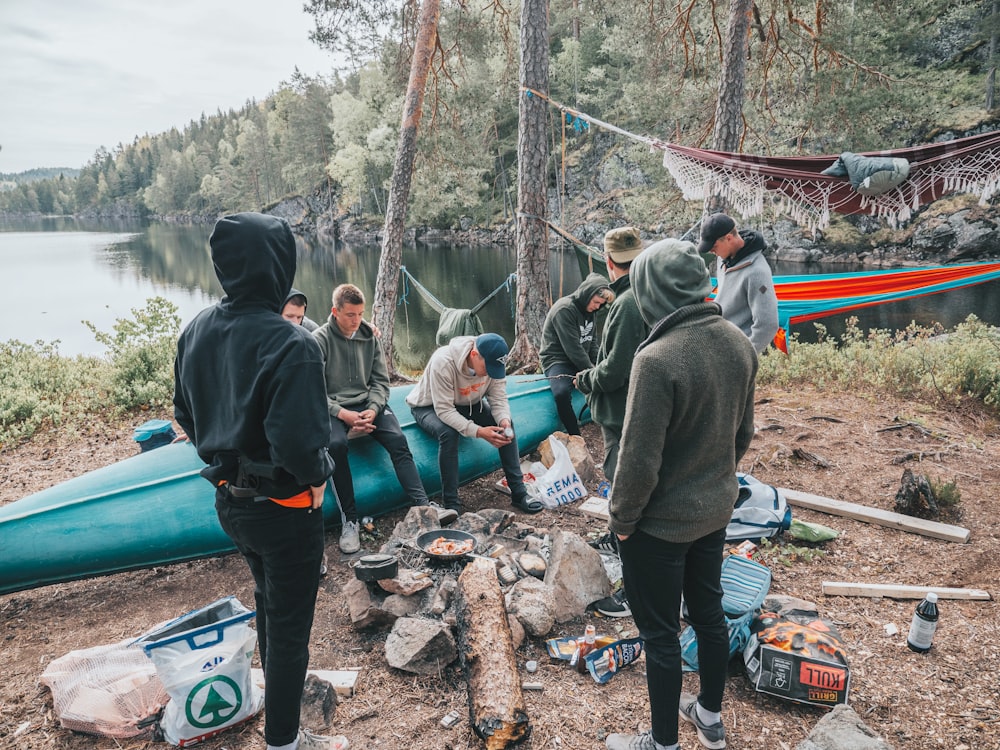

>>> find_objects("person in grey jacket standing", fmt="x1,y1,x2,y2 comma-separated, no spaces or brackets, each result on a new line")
698,213,779,354
604,238,758,750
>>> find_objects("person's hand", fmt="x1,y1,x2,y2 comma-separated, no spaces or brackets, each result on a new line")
310,484,326,509
338,408,375,433
354,409,376,434
476,425,512,447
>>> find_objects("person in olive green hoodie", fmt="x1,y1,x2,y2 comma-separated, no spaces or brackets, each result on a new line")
313,283,431,554
574,227,649,482
539,273,614,435
604,239,757,750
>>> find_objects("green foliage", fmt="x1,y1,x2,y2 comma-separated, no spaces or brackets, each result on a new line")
930,476,962,507
2,0,998,228
0,341,109,447
84,297,181,411
758,538,828,568
757,315,1000,411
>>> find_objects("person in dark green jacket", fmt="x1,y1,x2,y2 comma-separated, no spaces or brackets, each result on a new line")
539,273,613,435
575,227,649,482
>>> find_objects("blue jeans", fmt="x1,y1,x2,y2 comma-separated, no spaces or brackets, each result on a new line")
410,400,526,508
619,527,729,746
215,488,325,747
328,405,428,521
545,362,582,435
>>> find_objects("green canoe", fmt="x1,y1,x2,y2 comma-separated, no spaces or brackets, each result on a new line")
0,375,583,595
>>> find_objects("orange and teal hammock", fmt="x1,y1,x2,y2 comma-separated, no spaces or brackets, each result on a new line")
753,261,1000,353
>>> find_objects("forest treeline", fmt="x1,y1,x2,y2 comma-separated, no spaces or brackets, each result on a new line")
2,0,998,232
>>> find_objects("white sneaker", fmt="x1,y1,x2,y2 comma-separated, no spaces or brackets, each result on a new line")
296,728,349,749
338,521,361,554
427,501,459,525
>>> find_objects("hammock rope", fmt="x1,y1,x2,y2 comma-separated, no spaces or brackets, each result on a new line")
398,266,518,318
522,88,1000,232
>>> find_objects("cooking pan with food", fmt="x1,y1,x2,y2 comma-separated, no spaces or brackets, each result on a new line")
416,529,478,562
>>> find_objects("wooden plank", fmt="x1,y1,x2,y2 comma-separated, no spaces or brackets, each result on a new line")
780,488,970,543
822,581,991,601
252,668,361,697
579,496,609,521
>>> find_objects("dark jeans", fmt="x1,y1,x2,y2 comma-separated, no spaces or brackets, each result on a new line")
599,424,622,483
328,405,428,521
410,400,526,508
215,488,325,747
619,527,729,746
545,362,582,435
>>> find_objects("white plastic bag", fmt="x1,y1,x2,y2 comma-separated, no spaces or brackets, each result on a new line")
141,598,263,746
531,436,587,509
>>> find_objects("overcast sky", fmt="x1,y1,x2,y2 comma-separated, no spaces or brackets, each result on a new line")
1,0,339,173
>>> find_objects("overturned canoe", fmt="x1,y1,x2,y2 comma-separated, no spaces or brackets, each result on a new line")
0,376,583,595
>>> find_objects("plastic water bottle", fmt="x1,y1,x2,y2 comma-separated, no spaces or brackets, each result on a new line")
906,592,939,653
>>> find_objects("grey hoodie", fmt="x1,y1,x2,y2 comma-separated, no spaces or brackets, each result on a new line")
405,336,511,437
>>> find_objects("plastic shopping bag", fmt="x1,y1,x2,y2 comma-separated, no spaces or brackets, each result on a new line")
531,436,587,509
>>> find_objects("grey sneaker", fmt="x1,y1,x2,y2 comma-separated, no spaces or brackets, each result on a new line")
297,728,349,749
319,552,328,577
427,501,459,526
605,730,658,750
338,520,361,554
678,692,726,749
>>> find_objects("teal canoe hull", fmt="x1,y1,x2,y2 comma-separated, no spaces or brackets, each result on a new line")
0,376,584,595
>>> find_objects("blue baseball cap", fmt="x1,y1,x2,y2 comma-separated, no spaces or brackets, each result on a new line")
475,333,509,379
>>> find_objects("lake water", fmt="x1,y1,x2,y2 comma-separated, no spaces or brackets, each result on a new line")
3,216,999,361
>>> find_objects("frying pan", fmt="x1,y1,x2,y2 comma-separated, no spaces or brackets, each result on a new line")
415,529,478,563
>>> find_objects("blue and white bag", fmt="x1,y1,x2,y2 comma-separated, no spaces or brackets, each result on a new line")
726,474,791,542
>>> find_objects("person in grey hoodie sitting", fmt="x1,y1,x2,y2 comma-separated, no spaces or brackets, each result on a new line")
406,333,543,514
698,213,779,354
604,239,757,750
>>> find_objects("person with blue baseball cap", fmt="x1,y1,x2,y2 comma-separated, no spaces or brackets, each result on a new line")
406,332,543,514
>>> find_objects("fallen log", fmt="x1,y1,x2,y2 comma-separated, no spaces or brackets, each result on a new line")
455,557,530,749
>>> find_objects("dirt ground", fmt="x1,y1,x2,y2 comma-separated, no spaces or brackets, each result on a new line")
2,383,999,750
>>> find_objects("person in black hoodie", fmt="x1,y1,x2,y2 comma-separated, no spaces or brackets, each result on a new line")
281,288,320,332
173,213,343,750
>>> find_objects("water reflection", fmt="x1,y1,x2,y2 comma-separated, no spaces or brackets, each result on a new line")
2,217,999,359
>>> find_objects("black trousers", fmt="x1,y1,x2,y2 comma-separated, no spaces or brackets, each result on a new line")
215,488,324,746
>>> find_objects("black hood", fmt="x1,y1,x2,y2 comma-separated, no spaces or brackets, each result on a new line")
283,287,309,311
211,213,296,312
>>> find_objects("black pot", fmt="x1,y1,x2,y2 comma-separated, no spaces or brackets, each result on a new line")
352,553,398,581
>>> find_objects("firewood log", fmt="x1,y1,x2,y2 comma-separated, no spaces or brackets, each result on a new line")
455,557,529,749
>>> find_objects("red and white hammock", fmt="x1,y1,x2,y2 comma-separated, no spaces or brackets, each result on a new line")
524,89,1000,231
660,131,1000,231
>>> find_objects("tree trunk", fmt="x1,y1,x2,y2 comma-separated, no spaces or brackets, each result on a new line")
372,0,442,378
510,0,550,371
707,0,753,213
455,557,529,749
987,0,998,110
